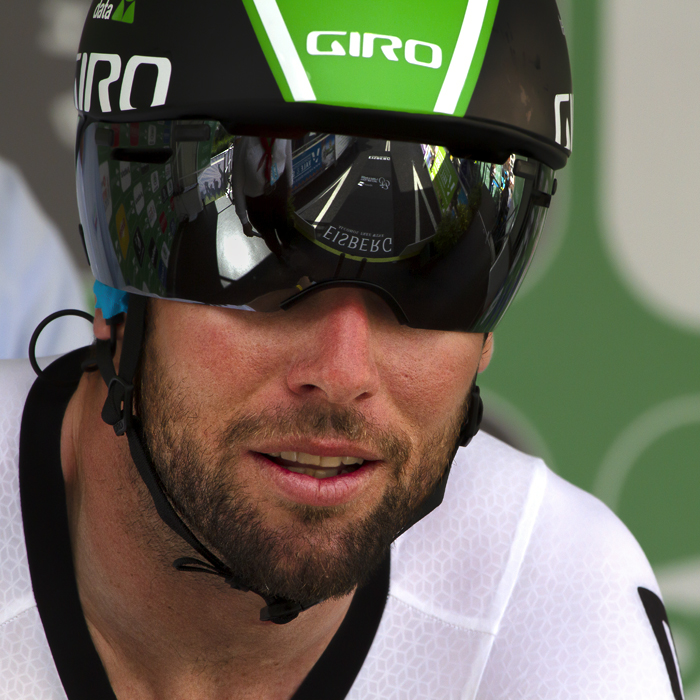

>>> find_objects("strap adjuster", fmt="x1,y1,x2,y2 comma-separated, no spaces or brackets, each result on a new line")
102,374,134,436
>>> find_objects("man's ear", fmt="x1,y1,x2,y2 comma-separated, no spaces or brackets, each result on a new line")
478,333,494,373
93,307,126,343
93,307,110,341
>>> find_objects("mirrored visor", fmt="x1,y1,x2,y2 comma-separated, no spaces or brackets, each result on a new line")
77,119,555,332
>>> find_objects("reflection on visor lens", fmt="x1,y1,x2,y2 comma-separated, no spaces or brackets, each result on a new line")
77,120,554,332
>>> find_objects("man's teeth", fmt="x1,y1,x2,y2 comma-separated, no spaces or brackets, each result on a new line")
267,451,365,479
274,452,364,467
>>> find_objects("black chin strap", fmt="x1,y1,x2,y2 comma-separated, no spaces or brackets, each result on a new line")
394,385,483,540
95,295,310,624
94,296,483,625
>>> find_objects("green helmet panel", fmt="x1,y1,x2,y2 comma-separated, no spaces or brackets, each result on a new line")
76,0,572,169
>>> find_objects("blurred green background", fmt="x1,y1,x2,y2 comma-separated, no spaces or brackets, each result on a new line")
479,1,700,695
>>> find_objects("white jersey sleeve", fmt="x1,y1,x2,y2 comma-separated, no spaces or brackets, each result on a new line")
478,468,680,699
0,359,68,700
348,433,682,700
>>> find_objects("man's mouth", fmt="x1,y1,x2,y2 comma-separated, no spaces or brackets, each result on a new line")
264,451,365,479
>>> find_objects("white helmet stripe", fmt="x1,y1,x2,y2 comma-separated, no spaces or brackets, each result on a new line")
434,0,490,115
252,0,316,102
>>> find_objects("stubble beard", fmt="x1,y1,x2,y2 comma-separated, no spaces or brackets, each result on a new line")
135,340,468,608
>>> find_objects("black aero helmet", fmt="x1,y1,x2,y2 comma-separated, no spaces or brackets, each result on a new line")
76,0,572,332
75,0,572,623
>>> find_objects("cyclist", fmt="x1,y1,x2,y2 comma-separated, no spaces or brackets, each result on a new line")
0,0,684,698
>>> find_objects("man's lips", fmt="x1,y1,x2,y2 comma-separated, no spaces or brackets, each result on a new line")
250,450,381,507
270,451,365,467
264,451,364,478
252,442,381,463
252,442,381,474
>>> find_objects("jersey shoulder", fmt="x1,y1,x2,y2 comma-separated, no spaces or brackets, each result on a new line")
391,431,661,611
384,432,681,699
0,357,38,419
389,431,553,628
473,437,681,699
0,357,39,625
352,432,553,699
0,358,68,700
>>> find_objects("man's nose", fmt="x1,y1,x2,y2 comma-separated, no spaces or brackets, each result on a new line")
286,290,381,405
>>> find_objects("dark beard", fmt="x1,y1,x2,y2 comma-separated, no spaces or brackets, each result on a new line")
135,337,466,608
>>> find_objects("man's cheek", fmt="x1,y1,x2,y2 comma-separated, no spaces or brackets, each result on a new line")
391,370,467,429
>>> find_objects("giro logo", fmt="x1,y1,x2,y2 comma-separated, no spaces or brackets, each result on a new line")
93,0,135,23
554,93,574,151
75,52,171,113
306,31,442,69
245,0,497,112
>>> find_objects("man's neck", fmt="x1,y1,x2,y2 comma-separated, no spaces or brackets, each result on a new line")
62,372,354,700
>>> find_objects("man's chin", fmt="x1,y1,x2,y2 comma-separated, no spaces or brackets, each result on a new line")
285,500,353,526
223,550,376,607
206,511,395,606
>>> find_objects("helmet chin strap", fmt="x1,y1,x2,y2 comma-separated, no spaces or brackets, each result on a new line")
95,295,482,624
393,384,483,540
95,295,310,624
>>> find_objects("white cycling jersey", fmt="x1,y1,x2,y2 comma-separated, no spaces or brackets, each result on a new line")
0,356,684,699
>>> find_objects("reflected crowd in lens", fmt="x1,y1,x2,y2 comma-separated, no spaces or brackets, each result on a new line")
78,120,553,331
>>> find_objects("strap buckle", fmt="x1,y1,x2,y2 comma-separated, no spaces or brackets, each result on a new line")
102,374,134,436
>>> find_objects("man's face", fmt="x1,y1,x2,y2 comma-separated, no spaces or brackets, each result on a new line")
135,290,492,606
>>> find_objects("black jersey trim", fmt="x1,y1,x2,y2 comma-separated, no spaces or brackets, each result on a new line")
294,551,390,699
20,348,118,700
638,587,685,700
19,348,389,700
